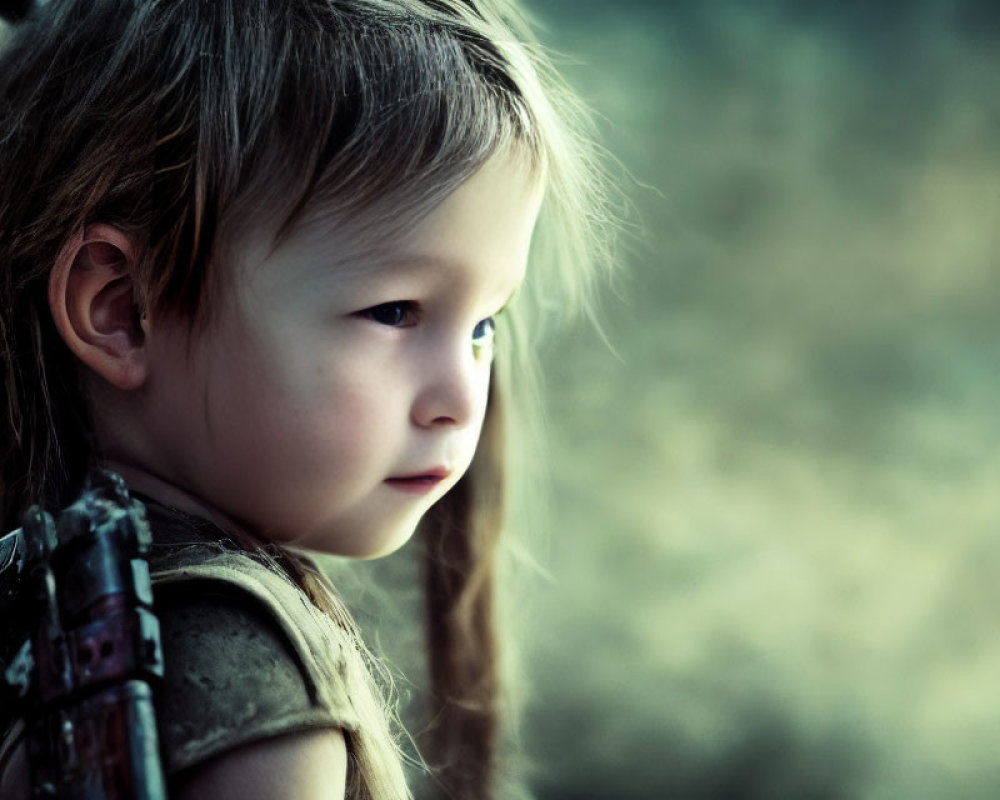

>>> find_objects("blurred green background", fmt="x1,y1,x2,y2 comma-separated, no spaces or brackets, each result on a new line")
516,0,1000,798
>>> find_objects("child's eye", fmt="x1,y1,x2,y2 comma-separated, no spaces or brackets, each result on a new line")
472,316,497,356
358,301,420,328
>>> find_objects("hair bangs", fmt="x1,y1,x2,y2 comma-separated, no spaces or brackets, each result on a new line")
225,16,542,260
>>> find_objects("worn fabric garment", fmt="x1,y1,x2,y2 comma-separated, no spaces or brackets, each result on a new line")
0,498,408,800
145,499,362,777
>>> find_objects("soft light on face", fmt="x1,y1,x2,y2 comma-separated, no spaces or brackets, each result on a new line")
134,151,544,558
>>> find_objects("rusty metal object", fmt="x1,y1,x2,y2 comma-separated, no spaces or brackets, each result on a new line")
0,469,166,799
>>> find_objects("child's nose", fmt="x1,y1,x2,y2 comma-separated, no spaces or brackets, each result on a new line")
410,339,484,429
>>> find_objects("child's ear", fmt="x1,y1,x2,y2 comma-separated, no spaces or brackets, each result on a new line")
48,224,148,390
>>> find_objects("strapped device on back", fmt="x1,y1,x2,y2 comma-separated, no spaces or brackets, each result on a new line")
0,469,166,799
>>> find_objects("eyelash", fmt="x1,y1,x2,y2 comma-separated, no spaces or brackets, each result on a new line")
471,317,496,352
357,301,500,354
357,301,420,328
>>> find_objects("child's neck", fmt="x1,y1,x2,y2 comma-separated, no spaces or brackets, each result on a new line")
102,459,253,542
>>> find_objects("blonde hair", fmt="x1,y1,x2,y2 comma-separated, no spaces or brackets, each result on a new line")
0,0,617,796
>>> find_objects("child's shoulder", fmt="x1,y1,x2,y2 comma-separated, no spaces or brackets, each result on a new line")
143,499,360,778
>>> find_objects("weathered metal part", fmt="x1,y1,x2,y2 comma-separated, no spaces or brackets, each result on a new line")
0,469,166,800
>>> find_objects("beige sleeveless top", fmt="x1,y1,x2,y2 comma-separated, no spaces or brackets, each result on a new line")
151,545,361,774
0,501,407,800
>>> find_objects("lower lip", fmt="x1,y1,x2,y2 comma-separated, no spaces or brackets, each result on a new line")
385,477,444,496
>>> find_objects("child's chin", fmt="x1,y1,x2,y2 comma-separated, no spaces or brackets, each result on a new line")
356,520,422,560
296,518,420,560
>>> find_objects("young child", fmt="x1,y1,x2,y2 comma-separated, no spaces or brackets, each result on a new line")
0,0,612,797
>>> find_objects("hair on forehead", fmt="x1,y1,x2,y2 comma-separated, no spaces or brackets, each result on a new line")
3,0,605,332
154,0,545,315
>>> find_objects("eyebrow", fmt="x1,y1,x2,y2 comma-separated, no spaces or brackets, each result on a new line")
326,251,445,280
381,254,522,293
376,253,465,275
335,251,525,311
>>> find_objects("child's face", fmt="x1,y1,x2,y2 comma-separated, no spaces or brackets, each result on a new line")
136,153,543,557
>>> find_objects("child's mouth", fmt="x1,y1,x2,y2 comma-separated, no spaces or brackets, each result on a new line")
385,470,449,495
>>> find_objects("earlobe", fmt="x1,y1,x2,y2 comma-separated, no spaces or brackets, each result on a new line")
48,225,148,391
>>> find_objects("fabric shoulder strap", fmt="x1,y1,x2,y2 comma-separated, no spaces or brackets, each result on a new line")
152,548,361,730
